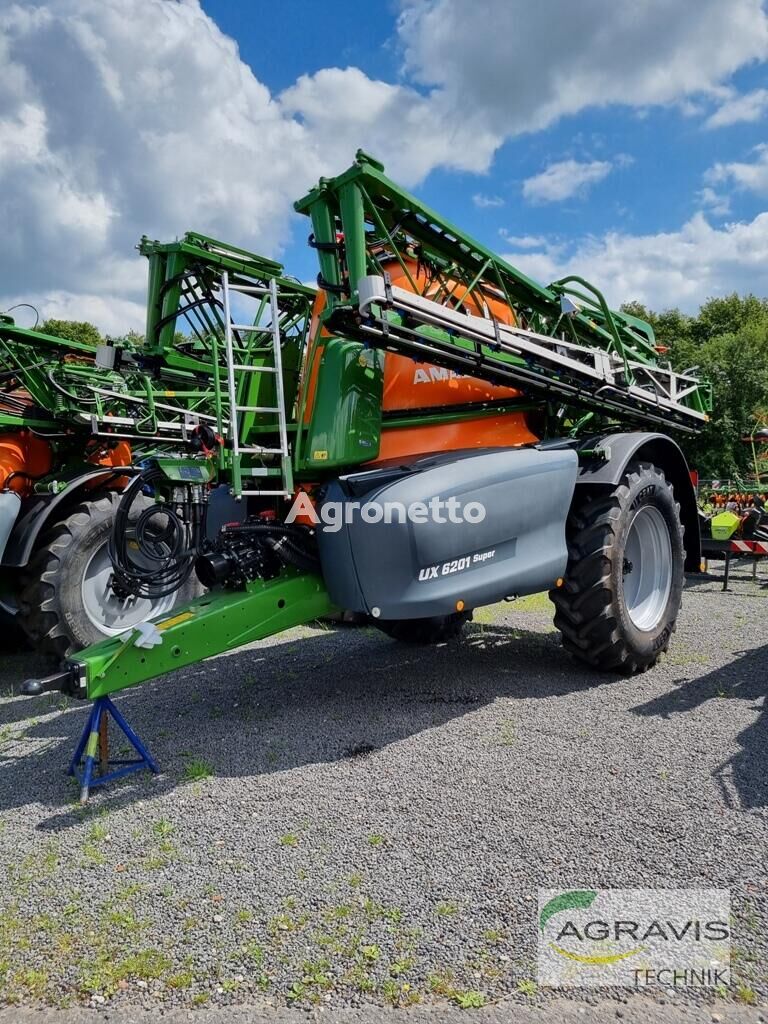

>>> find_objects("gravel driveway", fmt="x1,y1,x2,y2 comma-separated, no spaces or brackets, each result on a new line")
0,566,766,1018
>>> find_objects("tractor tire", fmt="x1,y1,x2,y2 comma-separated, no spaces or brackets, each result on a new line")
373,611,472,644
17,491,202,659
550,461,684,674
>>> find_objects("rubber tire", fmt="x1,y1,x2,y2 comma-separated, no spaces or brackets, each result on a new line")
550,461,684,674
373,611,472,644
17,491,202,659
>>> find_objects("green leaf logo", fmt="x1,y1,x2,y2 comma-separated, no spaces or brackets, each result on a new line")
539,890,597,933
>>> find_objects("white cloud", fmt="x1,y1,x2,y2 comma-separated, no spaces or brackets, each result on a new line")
472,193,505,209
0,0,318,326
1,0,768,331
3,291,147,336
399,0,768,136
498,231,547,249
707,145,768,196
522,159,613,203
706,88,768,128
279,67,498,183
697,186,732,217
503,212,768,312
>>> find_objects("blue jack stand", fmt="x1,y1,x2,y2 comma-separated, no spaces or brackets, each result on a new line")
68,696,159,804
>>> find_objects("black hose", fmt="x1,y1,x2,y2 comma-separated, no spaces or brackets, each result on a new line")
108,467,205,599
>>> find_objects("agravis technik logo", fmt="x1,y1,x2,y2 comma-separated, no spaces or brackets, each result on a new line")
538,889,730,989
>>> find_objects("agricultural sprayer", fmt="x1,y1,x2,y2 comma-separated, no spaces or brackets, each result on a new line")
20,152,713,799
0,233,313,654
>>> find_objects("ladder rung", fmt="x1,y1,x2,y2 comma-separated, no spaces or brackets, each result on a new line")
238,489,292,496
230,324,268,333
235,405,280,413
236,446,286,455
228,286,271,295
232,364,277,372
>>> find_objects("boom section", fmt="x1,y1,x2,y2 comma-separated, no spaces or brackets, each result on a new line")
294,151,711,433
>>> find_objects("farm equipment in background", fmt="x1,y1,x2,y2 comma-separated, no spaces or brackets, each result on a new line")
0,233,314,654
20,152,714,799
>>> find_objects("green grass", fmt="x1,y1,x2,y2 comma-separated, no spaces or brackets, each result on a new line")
452,989,487,1008
513,591,553,612
166,971,194,989
279,833,299,847
435,901,459,917
517,978,538,997
182,758,213,781
735,982,758,1005
368,833,385,847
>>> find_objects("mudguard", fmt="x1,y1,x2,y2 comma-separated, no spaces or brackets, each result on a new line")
574,432,700,572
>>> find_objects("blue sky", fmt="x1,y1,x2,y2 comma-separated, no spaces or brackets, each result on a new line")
1,0,768,332
199,0,768,302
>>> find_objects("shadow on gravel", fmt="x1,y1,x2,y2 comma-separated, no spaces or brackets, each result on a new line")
632,646,768,811
0,620,616,826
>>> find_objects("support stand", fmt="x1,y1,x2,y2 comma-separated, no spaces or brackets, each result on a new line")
68,697,159,804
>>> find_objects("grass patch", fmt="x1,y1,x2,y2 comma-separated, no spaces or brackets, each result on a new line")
735,982,758,1005
436,901,459,917
182,758,213,781
182,757,214,778
512,591,552,613
166,971,194,989
452,989,486,1008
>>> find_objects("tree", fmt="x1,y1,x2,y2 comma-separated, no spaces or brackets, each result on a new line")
40,318,103,347
623,295,768,479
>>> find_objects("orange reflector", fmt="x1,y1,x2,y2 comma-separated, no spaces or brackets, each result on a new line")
456,600,465,611
555,578,564,588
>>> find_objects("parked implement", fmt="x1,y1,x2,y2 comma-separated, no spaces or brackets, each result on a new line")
23,153,712,790
0,233,314,653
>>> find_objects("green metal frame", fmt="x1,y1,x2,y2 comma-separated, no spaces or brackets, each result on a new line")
76,569,333,700
293,150,712,429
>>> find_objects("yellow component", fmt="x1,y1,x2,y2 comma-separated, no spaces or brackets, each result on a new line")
711,511,741,541
313,450,329,461
164,391,176,397
156,610,195,632
456,599,465,612
549,941,646,966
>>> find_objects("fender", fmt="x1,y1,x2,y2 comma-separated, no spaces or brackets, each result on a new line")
575,432,700,572
1,468,138,569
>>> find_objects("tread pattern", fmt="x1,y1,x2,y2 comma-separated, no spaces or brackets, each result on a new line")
18,495,115,659
550,463,683,675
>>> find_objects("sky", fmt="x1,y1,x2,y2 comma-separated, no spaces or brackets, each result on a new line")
1,0,768,335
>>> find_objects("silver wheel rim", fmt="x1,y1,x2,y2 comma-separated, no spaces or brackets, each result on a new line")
81,541,176,636
622,504,672,631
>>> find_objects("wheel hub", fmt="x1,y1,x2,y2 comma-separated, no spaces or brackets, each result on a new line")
81,541,176,636
622,504,672,631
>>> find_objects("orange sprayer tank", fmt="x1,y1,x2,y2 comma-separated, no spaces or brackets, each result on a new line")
0,431,53,496
301,258,538,462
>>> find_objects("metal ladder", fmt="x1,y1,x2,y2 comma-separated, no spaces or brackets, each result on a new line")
221,271,293,498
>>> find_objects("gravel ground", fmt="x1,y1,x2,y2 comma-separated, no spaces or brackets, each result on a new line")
0,565,766,1019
